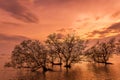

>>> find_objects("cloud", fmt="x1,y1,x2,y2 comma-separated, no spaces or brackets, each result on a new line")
1,21,21,26
108,22,120,30
0,33,29,42
34,0,71,5
86,22,120,38
57,28,76,33
34,0,117,10
111,11,120,18
0,0,38,23
0,33,29,54
57,28,66,32
34,0,112,5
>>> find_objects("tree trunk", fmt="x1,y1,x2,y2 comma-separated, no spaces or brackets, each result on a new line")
42,66,48,72
64,60,71,68
51,56,54,68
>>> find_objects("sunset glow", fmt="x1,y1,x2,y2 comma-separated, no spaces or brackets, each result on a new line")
1,1,120,80
1,0,120,54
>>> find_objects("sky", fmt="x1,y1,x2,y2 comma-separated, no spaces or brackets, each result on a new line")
0,0,120,54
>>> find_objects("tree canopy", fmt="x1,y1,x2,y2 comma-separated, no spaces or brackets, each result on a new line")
5,33,119,72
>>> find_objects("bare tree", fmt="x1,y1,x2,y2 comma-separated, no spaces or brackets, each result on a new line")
61,34,86,68
86,38,116,64
115,39,120,54
8,40,50,72
45,33,87,69
45,33,63,66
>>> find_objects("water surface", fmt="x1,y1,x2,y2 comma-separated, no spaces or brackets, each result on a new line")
1,54,120,80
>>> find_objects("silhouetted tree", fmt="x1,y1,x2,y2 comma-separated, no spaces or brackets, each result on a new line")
9,40,50,72
115,39,120,54
4,62,13,67
45,33,63,66
61,34,86,68
86,38,115,64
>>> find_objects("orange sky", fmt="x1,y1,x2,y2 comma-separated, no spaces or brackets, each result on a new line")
1,0,120,54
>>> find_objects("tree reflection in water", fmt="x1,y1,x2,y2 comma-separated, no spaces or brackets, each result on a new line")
87,63,115,80
12,70,46,80
10,68,82,80
8,62,120,80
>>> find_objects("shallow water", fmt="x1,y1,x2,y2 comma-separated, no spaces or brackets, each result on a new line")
1,54,120,80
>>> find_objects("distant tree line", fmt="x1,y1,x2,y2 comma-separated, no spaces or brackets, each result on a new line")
4,33,120,72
